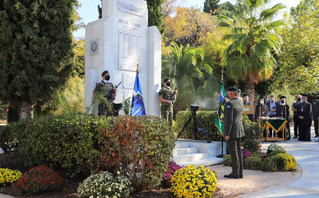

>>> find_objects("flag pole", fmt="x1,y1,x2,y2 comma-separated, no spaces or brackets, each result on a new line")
217,69,225,158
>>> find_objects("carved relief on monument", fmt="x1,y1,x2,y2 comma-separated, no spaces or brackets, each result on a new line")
117,0,144,17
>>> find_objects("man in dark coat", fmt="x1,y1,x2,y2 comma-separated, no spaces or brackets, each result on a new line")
292,95,302,139
224,87,245,179
254,96,268,122
276,96,291,140
298,94,312,141
312,94,319,137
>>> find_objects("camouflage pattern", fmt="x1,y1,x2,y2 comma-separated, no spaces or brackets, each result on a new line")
94,80,115,117
158,86,175,126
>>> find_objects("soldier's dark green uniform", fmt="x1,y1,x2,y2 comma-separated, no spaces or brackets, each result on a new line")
94,80,115,117
158,86,175,126
224,88,245,178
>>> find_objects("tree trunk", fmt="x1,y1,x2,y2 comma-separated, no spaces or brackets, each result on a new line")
20,102,34,119
246,81,255,104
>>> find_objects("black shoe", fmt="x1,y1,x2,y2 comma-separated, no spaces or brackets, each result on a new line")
224,174,240,179
240,175,243,178
315,135,319,137
287,135,291,140
293,136,298,139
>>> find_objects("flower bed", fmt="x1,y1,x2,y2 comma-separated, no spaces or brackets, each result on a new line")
0,168,22,186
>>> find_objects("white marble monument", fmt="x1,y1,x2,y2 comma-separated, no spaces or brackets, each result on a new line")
85,0,161,115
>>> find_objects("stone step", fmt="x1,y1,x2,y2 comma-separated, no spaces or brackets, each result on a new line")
173,147,198,156
179,157,224,166
173,153,207,164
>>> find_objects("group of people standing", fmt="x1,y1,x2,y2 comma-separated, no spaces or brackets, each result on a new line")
244,93,319,141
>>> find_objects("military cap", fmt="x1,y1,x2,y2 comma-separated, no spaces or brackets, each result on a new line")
227,87,238,92
238,88,241,93
163,77,170,83
280,96,286,99
101,70,109,76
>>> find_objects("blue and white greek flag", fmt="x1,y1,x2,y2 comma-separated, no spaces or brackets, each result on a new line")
130,73,146,116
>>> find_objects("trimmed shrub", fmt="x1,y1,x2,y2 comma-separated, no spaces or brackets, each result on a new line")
77,171,133,198
242,148,253,161
13,114,106,177
162,162,183,188
171,165,217,198
13,165,63,195
173,110,222,141
0,168,22,186
267,144,286,157
242,115,262,152
245,156,263,170
223,154,232,166
262,155,278,171
99,116,175,192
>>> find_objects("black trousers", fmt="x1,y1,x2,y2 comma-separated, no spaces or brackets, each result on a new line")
299,122,311,141
314,118,319,136
227,138,243,177
293,114,299,137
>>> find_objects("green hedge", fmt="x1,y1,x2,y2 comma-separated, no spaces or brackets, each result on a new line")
9,114,175,189
0,124,17,153
13,114,106,177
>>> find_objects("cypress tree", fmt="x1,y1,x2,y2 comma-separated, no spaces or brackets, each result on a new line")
203,0,220,15
0,0,75,118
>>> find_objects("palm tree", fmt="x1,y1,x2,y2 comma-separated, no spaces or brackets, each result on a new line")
219,0,286,102
169,42,213,110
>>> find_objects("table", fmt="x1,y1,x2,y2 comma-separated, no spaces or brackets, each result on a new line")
257,117,288,142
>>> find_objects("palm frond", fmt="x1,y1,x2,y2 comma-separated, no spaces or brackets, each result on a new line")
260,3,286,20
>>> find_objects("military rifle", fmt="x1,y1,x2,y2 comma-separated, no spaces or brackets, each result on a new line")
170,88,177,104
106,82,122,101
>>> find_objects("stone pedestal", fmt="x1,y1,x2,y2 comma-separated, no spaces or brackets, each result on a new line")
85,0,161,115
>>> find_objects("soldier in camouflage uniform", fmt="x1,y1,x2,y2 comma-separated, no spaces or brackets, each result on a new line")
158,78,177,126
94,70,117,117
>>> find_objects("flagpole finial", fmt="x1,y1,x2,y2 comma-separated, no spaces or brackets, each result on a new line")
136,58,140,73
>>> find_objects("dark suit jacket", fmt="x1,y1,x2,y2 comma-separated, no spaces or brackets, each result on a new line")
297,102,312,126
224,97,245,139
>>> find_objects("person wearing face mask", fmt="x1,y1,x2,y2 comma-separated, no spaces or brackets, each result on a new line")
276,96,291,140
254,96,268,122
297,94,312,141
94,70,117,116
158,78,177,126
312,94,319,137
267,95,278,137
292,95,302,139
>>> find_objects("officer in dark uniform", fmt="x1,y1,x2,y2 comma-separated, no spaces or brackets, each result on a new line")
276,96,291,140
312,94,319,137
158,78,177,126
292,95,302,138
94,70,117,117
298,94,312,141
224,87,245,179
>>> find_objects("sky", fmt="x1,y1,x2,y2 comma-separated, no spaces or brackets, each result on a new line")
74,0,301,39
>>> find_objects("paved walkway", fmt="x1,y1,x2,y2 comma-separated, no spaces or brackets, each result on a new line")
242,126,319,198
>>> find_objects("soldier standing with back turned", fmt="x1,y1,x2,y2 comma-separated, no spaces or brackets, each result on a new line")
158,78,177,126
224,87,245,179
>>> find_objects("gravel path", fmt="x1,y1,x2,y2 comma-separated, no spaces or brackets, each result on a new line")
207,164,302,198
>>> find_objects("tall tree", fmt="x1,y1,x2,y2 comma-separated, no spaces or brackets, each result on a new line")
0,0,75,118
219,0,286,102
164,7,218,47
273,0,319,94
203,0,220,15
146,0,164,33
